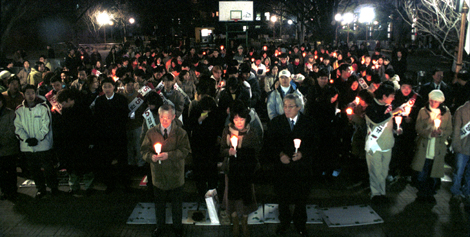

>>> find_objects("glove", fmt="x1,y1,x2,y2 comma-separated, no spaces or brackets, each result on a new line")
26,138,38,146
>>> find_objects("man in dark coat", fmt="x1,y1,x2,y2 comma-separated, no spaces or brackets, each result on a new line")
56,89,95,196
267,93,315,237
418,69,453,108
93,78,129,193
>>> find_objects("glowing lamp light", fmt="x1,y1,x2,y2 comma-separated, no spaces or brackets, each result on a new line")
395,116,402,130
129,18,135,24
203,51,206,55
263,46,268,51
329,79,334,84
293,139,301,153
434,119,441,129
154,143,162,164
220,45,224,50
346,107,354,115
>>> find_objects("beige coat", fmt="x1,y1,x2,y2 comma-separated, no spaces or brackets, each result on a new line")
411,106,452,178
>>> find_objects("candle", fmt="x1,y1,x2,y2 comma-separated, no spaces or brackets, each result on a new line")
404,106,411,116
230,135,238,157
154,143,162,164
434,119,441,129
293,139,301,153
346,107,353,115
395,116,402,130
355,97,360,105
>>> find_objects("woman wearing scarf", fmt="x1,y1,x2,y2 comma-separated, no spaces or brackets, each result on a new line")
220,100,260,237
412,90,452,204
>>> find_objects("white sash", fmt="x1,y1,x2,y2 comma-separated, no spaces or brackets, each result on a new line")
460,120,470,139
143,108,157,129
365,119,388,154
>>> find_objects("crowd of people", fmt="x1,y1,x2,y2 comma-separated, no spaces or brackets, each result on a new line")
1,40,470,237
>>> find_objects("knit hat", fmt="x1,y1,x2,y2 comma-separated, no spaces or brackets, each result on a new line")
279,69,291,78
428,89,445,102
0,70,13,80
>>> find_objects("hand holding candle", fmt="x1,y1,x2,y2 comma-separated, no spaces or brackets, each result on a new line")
154,143,162,164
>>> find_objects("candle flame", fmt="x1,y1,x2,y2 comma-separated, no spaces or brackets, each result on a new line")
355,97,360,104
395,116,402,126
346,107,353,115
434,119,441,128
230,135,238,149
154,143,162,154
293,139,301,149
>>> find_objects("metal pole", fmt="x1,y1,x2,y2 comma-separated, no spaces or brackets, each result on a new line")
347,23,350,46
456,1,468,80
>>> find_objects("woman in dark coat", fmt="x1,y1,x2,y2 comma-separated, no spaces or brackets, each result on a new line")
220,100,260,237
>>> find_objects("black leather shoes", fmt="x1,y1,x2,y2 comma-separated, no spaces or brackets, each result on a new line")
152,228,163,237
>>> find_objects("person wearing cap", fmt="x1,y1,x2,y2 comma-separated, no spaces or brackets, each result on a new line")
450,86,470,206
411,89,452,204
418,69,453,108
0,70,14,93
233,45,245,65
26,62,45,87
277,53,294,74
267,69,304,120
389,74,424,182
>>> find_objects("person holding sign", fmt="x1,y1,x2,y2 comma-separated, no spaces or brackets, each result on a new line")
141,104,190,237
365,81,402,204
411,90,452,204
451,98,470,205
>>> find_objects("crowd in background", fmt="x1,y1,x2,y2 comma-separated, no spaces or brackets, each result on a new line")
1,40,470,237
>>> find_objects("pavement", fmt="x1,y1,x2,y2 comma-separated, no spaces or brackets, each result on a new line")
1,159,469,237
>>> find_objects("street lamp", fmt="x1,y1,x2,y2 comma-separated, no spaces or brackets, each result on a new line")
97,11,112,44
271,15,277,39
129,17,135,24
343,12,354,46
359,7,375,47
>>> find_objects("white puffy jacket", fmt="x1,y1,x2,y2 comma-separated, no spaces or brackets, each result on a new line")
14,97,53,152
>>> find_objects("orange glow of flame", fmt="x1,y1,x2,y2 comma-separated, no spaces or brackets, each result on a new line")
333,52,337,58
320,57,323,62
230,135,238,149
434,119,441,128
203,51,206,55
293,139,301,149
372,60,377,65
329,79,334,84
355,97,360,104
220,45,224,50
251,58,255,62
112,76,119,82
395,116,402,126
263,46,268,51
346,108,353,115
302,52,307,58
361,56,365,65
